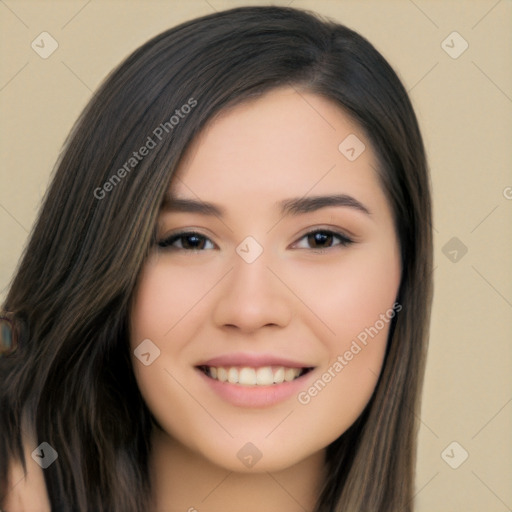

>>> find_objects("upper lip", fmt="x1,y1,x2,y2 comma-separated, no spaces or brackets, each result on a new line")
197,352,314,368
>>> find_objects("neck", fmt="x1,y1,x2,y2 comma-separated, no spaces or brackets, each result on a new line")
149,426,326,512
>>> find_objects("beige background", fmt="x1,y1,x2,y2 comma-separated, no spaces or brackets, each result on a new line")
1,0,511,510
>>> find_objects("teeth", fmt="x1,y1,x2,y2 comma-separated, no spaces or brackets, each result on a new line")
205,365,304,386
256,367,274,386
274,367,285,384
217,367,228,382
227,367,239,384
284,368,297,382
239,367,257,385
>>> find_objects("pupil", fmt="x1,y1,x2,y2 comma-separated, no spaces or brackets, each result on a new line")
308,232,332,248
184,235,203,249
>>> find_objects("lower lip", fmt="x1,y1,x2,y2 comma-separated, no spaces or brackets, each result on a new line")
197,369,314,408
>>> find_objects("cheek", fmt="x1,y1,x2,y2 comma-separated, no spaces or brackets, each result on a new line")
129,260,217,452
289,236,401,345
130,257,217,349
337,247,400,341
129,259,199,407
287,239,400,433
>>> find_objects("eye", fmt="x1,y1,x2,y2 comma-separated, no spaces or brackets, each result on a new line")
157,231,215,251
293,229,353,250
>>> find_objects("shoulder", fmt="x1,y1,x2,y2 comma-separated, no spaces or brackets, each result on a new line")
2,442,51,512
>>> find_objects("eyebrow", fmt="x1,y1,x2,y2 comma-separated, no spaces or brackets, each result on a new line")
161,193,371,217
279,194,371,216
161,196,224,216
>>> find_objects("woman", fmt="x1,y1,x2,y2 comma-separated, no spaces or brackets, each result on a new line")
0,6,433,511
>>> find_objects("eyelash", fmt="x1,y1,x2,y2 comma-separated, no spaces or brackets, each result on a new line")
157,231,216,251
156,229,354,252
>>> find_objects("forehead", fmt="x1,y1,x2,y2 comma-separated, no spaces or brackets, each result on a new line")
171,86,385,211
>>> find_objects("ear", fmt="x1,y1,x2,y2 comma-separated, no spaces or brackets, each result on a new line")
0,312,17,357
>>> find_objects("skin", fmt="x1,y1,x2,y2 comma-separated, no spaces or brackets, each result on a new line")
130,86,401,512
3,429,51,511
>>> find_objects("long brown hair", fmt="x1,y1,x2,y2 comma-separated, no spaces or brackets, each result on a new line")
0,6,433,511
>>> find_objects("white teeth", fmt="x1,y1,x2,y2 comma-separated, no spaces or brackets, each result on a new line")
273,367,285,384
205,365,306,386
239,367,257,385
255,367,274,386
227,367,239,384
284,368,300,382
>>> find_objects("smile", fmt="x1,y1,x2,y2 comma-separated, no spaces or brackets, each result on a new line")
198,365,312,386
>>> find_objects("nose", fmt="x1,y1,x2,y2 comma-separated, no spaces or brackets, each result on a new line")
212,253,293,333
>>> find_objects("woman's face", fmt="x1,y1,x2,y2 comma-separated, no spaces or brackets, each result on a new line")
130,86,401,472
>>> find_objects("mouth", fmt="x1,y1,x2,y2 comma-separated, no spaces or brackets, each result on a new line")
197,365,314,387
195,353,317,407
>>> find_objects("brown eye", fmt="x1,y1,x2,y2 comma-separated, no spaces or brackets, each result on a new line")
307,231,334,248
294,230,353,250
158,232,215,250
180,234,207,249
